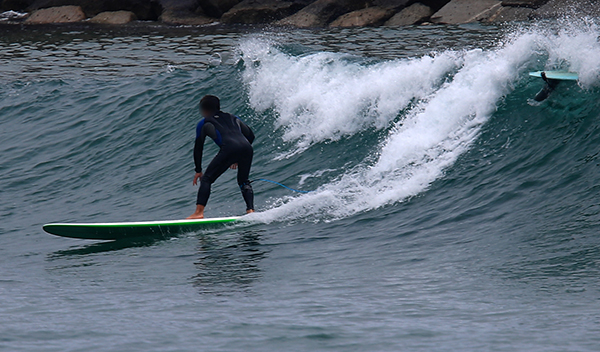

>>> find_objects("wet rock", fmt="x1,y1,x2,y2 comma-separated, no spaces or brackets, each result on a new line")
26,0,162,20
430,0,502,24
221,0,304,24
197,0,240,18
276,0,367,28
25,5,85,23
89,10,136,24
160,8,215,24
488,5,532,21
329,6,395,27
532,0,600,19
158,0,215,25
384,2,433,26
501,0,547,7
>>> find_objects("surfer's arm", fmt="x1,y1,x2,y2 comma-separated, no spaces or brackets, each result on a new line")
236,117,255,144
194,120,208,173
193,137,205,173
194,121,219,173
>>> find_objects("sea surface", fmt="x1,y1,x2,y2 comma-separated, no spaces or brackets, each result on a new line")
1,20,600,351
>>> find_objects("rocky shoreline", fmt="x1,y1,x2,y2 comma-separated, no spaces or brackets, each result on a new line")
0,0,598,27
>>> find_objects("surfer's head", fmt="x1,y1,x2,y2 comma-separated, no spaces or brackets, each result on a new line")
200,95,220,117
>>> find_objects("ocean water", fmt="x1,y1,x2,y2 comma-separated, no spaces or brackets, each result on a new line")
1,20,600,351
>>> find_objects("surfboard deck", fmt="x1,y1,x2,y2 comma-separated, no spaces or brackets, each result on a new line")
529,71,579,81
43,216,242,241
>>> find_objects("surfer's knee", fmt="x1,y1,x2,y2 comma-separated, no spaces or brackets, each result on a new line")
239,181,253,192
200,174,215,184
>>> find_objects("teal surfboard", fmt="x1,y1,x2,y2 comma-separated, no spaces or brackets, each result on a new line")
43,216,242,241
529,71,579,81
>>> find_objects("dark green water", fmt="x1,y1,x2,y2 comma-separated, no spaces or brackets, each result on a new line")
2,21,600,351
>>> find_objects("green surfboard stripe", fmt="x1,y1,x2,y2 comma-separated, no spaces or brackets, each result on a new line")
43,217,242,241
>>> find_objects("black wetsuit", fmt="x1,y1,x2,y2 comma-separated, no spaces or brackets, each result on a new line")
194,111,255,210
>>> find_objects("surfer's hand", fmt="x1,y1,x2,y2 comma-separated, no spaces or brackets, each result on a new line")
193,172,202,186
230,163,238,170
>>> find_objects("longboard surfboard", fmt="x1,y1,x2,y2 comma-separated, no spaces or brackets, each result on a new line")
529,71,579,81
43,216,242,241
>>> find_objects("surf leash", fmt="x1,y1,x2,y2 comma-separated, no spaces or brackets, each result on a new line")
251,178,313,194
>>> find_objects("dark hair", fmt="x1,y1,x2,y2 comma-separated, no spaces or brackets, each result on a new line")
200,95,220,112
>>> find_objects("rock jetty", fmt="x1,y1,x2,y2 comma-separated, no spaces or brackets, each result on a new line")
1,0,597,27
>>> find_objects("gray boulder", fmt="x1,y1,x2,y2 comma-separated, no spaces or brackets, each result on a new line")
532,0,600,18
430,0,502,24
329,6,395,27
25,5,85,23
501,0,547,7
89,10,137,24
384,2,433,26
27,0,162,20
221,0,304,24
158,0,215,25
488,5,532,21
160,8,216,24
276,0,367,28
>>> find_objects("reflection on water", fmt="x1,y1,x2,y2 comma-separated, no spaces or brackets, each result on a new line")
47,236,162,258
192,229,268,295
46,229,269,295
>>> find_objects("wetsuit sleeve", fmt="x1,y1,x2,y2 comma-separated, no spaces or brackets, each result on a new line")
194,122,218,173
236,118,255,144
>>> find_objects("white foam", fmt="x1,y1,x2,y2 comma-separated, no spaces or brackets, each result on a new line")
239,22,600,222
533,20,600,88
298,168,337,186
240,38,460,152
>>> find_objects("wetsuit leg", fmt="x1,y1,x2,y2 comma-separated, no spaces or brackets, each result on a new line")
197,150,234,206
237,147,254,211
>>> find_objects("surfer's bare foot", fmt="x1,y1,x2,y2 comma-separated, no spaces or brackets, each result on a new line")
246,209,255,214
187,205,205,219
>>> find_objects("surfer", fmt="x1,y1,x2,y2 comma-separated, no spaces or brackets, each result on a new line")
187,95,255,219
534,71,560,102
